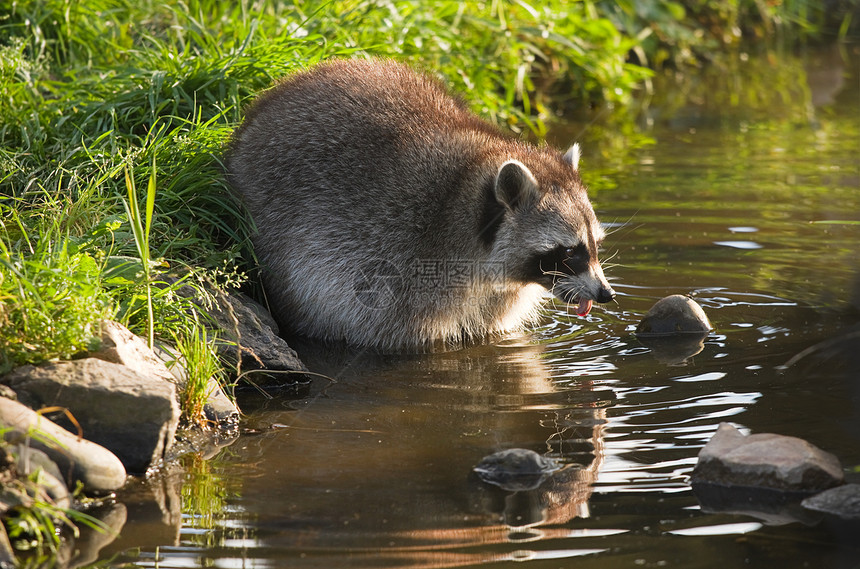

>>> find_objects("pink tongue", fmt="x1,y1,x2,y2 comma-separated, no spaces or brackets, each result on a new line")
576,299,593,316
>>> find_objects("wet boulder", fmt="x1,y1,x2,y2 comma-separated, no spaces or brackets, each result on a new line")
802,484,860,521
0,397,126,493
691,423,844,493
473,448,561,492
204,292,309,385
2,358,180,474
636,295,712,364
636,295,712,336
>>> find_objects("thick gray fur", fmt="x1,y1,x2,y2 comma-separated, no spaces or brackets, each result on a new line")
227,59,614,350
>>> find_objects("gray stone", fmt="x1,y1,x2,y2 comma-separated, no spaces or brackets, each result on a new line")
2,358,180,474
206,291,308,378
91,319,240,429
0,397,126,493
11,443,63,483
691,423,844,493
802,484,860,520
91,320,177,385
234,292,281,335
636,294,712,336
474,449,561,492
11,444,70,508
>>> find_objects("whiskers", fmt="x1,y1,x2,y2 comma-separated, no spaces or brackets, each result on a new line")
541,268,568,280
598,248,622,270
603,211,641,237
548,278,587,313
599,212,641,272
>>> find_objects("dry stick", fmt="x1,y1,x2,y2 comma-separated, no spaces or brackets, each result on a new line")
234,368,338,399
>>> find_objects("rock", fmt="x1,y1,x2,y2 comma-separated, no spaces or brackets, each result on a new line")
2,358,180,474
206,291,308,380
11,444,70,509
0,397,126,493
166,426,239,462
636,295,712,364
0,386,15,401
636,294,712,336
690,423,844,493
802,484,860,520
473,449,561,492
201,377,239,428
94,320,240,429
91,321,176,384
234,292,281,335
11,443,63,484
28,468,70,511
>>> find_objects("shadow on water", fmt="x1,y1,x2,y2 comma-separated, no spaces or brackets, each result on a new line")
95,44,860,569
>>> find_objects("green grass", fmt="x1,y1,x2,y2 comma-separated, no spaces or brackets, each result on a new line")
1,0,855,407
0,194,114,372
173,323,226,429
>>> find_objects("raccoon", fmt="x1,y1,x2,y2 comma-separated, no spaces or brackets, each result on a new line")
227,59,615,350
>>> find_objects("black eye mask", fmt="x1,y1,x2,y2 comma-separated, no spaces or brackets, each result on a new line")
541,243,589,277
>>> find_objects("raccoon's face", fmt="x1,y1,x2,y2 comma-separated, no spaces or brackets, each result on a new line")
491,144,615,316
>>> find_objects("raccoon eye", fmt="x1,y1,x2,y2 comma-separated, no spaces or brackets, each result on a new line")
564,244,587,260
561,244,589,274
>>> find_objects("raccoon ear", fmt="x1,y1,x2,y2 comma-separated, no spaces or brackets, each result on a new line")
495,160,540,211
563,143,581,171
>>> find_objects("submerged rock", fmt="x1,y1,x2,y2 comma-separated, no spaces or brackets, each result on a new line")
691,423,844,493
3,358,180,474
692,482,821,526
636,294,712,336
0,397,126,493
802,484,860,521
636,295,713,364
473,448,561,492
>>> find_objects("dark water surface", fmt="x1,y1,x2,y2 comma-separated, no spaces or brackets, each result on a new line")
101,46,859,568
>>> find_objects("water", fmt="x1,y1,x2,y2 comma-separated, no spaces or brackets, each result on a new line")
95,45,858,568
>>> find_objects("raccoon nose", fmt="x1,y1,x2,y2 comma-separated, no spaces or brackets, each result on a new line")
596,285,616,304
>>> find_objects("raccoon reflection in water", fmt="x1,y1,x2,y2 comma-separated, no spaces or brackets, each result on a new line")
227,58,615,350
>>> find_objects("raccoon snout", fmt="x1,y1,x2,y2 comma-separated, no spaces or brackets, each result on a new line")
596,284,616,304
